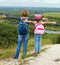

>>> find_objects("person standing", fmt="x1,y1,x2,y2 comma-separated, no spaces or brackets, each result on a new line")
0,10,32,59
32,14,56,54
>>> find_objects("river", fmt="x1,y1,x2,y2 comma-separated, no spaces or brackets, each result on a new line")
45,30,60,34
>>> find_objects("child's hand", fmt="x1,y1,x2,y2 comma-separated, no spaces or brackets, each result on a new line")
0,15,6,18
52,22,57,24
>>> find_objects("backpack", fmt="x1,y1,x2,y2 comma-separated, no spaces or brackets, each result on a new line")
18,18,29,35
34,24,45,34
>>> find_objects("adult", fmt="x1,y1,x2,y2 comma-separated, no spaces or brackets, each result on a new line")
0,10,33,59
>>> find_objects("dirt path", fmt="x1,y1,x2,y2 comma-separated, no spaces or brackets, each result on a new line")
0,44,60,65
24,44,60,65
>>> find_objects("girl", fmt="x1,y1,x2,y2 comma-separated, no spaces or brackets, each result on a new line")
33,14,56,54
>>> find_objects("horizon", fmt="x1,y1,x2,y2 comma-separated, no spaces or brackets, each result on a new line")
0,6,60,8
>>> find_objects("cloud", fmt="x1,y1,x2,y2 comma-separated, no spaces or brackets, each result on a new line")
34,0,60,4
22,0,28,2
0,0,59,4
0,0,60,7
35,0,40,2
44,0,60,4
15,0,40,2
16,0,28,2
0,0,5,2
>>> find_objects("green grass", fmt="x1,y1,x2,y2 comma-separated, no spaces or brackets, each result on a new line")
42,12,60,18
0,48,16,60
0,11,60,61
0,33,60,60
45,26,60,31
0,37,51,60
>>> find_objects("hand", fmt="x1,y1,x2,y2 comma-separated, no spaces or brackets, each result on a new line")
0,15,6,18
52,22,57,24
42,17,48,21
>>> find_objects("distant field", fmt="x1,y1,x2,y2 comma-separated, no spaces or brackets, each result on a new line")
42,12,60,18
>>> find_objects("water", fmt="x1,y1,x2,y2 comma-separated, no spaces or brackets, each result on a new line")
45,30,60,34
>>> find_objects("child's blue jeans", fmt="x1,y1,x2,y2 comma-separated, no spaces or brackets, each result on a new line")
14,34,29,58
34,34,42,53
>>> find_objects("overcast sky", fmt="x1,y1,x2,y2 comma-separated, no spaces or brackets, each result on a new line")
0,0,60,8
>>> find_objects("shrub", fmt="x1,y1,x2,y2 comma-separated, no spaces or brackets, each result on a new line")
56,35,60,44
0,20,17,48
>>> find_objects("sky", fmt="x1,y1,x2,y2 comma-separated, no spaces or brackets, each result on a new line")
0,0,60,8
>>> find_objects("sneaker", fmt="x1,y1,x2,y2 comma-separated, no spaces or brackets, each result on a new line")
38,52,40,53
13,56,18,59
33,52,39,54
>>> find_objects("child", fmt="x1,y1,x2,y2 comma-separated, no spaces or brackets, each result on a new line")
33,14,56,54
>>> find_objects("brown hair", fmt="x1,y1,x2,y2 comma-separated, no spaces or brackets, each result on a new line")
21,10,29,17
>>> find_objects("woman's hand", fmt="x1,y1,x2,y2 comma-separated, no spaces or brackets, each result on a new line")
42,17,48,21
0,15,6,19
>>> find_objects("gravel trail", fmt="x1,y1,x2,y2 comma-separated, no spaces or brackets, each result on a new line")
0,44,60,65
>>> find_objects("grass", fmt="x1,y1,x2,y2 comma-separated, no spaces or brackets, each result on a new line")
42,12,60,18
21,44,51,59
0,37,51,60
0,11,60,62
19,47,50,65
45,26,60,31
21,53,38,59
0,33,59,60
0,48,16,60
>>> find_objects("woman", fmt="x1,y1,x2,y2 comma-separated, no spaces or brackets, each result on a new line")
0,10,33,59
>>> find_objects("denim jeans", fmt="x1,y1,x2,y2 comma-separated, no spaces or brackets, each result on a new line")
34,34,42,53
14,34,29,58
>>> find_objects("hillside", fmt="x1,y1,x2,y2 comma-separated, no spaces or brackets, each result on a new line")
0,44,60,65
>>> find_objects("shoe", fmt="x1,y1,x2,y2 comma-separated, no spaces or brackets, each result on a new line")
38,52,40,53
33,51,40,54
33,52,39,54
13,56,18,59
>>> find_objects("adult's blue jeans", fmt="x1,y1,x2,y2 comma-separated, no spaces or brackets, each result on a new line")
14,34,29,58
34,34,42,53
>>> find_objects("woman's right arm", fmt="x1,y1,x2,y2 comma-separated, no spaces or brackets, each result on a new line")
0,15,20,20
27,18,36,24
0,15,6,19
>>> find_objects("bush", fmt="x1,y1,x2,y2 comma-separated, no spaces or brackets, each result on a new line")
0,19,60,48
43,34,60,44
56,35,60,44
0,20,18,48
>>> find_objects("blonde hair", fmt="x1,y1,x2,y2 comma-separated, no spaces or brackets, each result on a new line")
21,10,29,17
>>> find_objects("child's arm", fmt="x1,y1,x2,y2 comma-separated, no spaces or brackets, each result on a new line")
42,17,56,24
44,22,56,24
